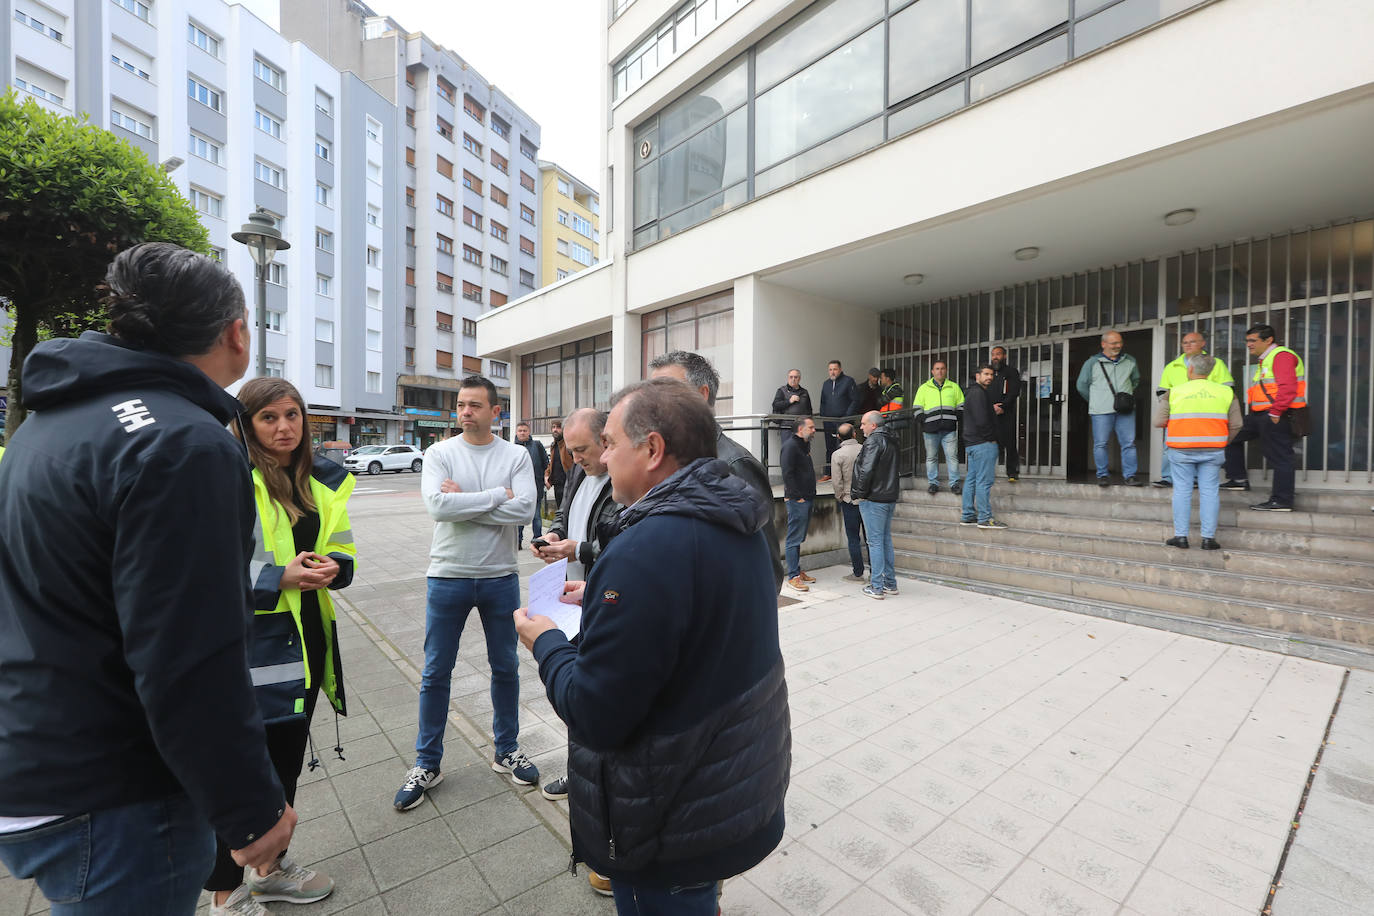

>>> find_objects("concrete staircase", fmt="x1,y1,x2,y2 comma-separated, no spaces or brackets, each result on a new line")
891,479,1374,666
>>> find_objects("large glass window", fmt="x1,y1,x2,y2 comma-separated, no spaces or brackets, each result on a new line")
640,292,734,415
888,0,967,105
755,0,883,92
520,333,614,433
970,0,1066,65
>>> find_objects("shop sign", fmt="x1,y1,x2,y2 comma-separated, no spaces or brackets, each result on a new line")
416,419,451,428
404,407,444,417
307,414,337,426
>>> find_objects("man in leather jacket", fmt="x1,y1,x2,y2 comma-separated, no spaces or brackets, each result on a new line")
851,411,901,600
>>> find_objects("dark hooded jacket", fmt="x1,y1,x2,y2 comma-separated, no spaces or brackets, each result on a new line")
0,332,284,848
852,424,901,503
532,457,790,886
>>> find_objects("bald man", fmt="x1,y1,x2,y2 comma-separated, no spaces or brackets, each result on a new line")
1153,332,1233,487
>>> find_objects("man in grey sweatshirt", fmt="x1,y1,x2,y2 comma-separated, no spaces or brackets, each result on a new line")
394,376,541,811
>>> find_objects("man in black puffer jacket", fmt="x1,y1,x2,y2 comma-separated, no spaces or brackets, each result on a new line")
515,378,789,914
852,410,901,600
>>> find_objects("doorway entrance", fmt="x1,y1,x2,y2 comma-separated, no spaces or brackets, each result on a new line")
1067,329,1154,482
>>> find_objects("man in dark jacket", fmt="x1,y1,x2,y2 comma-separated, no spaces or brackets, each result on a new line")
546,419,574,507
514,378,789,914
852,411,901,600
990,346,1022,481
515,421,549,548
771,368,813,417
818,359,860,480
0,244,293,912
780,416,818,592
648,350,784,592
962,364,1006,529
858,367,883,414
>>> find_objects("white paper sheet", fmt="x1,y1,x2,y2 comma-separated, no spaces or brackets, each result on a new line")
527,558,581,640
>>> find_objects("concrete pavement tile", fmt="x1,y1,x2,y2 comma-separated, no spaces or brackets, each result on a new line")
949,730,1034,769
1106,754,1203,804
791,719,863,759
310,710,383,746
792,759,882,809
356,683,420,713
1149,834,1272,910
444,790,541,854
825,885,924,915
424,762,510,814
745,842,859,916
819,706,890,740
294,848,380,914
1114,736,1215,778
867,721,944,764
788,686,850,723
1006,748,1099,797
0,877,33,916
1057,716,1147,753
294,777,343,823
331,759,410,810
846,787,944,847
291,809,360,866
332,900,388,916
384,724,420,759
369,700,419,732
715,877,790,916
1031,733,1118,775
1056,799,1163,864
915,820,1020,892
922,744,1007,792
782,784,841,840
980,710,1058,748
319,732,405,777
991,861,1116,916
796,811,903,881
498,874,616,916
831,738,913,784
866,849,986,916
1121,867,1256,916
469,826,570,902
1187,782,1293,834
345,667,411,696
973,898,1026,916
1081,775,1185,834
890,763,980,816
1172,806,1286,874
1312,766,1374,809
1027,826,1143,902
360,817,463,892
379,858,500,916
950,793,1054,855
790,742,825,776
983,771,1077,824
1272,878,1371,916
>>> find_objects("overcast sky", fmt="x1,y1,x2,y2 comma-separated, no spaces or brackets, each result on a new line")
241,0,603,189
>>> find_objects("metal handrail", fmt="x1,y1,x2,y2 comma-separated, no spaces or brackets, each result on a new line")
716,408,924,479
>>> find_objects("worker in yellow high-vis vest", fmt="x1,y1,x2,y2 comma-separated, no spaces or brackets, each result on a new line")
1222,323,1305,511
1154,353,1242,550
1153,331,1232,488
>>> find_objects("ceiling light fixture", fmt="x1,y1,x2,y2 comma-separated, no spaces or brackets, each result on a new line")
903,273,925,286
1164,208,1197,226
1014,247,1040,261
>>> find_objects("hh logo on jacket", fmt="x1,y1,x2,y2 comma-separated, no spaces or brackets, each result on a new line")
111,398,156,433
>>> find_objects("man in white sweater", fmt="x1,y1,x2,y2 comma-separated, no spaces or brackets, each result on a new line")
394,376,541,811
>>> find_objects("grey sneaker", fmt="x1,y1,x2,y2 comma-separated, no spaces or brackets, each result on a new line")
394,765,443,810
210,885,268,916
883,584,899,595
246,856,333,904
862,585,885,600
541,776,568,800
492,749,540,785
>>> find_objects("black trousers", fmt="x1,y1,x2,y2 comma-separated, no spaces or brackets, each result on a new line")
823,424,838,474
205,608,326,892
995,411,1019,477
1224,411,1296,504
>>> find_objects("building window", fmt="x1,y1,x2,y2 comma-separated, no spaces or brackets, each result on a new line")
462,318,477,337
520,205,535,225
641,292,735,414
557,239,569,257
315,229,333,252
437,194,453,217
186,77,221,112
463,94,485,124
436,155,454,179
366,117,381,142
367,330,382,352
16,71,65,107
519,269,535,288
366,371,382,393
520,171,535,192
490,360,508,379
406,227,415,246
462,207,482,230
520,332,615,432
436,77,455,103
315,364,334,388
557,178,573,197
110,106,153,138
315,137,331,160
112,0,150,22
367,289,381,309
265,358,284,378
436,117,453,140
490,291,508,307
406,268,416,288
367,204,381,227
557,209,569,226
406,186,415,207
316,274,332,296
491,115,510,139
316,183,332,206
405,107,415,127
519,236,535,255
188,187,222,218
315,88,333,115
254,160,285,189
491,255,508,276
405,347,416,366
491,187,508,207
208,246,225,262
110,49,150,80
557,268,570,280
520,139,537,162
462,245,482,266
462,170,482,194
436,310,453,331
490,221,508,242
572,214,594,237
366,246,381,267
254,109,282,139
463,133,483,157
462,281,482,303
570,242,594,267
436,272,453,293
315,318,334,343
264,262,286,286
436,350,453,370
187,22,220,58
436,233,454,255
366,160,382,184
405,68,415,87
253,58,284,91
406,147,416,166
491,151,508,173
264,309,283,332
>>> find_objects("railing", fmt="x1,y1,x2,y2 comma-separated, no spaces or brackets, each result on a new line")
716,409,925,482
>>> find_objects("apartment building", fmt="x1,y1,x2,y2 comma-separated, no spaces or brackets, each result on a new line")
282,0,541,447
1,0,405,446
537,160,599,287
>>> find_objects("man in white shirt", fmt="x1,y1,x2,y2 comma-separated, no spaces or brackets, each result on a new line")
533,408,618,582
394,376,540,811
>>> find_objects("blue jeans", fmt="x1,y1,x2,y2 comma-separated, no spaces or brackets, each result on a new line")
520,494,544,547
0,794,214,915
417,574,521,770
611,879,718,915
923,430,960,486
1091,411,1138,479
961,441,998,522
1159,442,1172,482
858,500,895,590
784,499,812,578
839,501,865,577
1169,448,1225,538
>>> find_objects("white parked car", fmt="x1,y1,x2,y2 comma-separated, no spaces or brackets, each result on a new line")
344,444,424,475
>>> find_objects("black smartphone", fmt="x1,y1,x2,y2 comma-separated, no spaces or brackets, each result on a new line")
531,538,549,549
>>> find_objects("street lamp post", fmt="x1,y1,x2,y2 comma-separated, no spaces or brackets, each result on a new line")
231,209,290,377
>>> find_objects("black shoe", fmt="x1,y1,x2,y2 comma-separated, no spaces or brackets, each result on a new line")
1098,478,1111,488
1166,536,1189,549
1201,538,1221,550
928,483,939,495
950,482,963,495
1220,479,1251,491
1152,480,1172,488
1124,477,1146,487
1250,499,1294,512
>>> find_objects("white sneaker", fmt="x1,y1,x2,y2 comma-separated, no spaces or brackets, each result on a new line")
246,855,334,904
210,885,268,916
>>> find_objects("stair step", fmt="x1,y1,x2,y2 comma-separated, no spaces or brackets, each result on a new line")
892,548,1374,647
891,503,1374,564
984,478,1374,515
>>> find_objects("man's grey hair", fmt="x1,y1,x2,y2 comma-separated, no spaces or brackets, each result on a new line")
564,406,607,438
609,377,717,465
1185,354,1216,378
647,350,720,407
1101,330,1122,342
862,410,882,426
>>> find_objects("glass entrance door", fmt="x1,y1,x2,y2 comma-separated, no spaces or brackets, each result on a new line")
1003,340,1067,476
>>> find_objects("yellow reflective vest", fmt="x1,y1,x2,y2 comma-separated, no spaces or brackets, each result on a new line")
247,459,356,723
1166,379,1233,449
1247,346,1306,413
1159,352,1233,390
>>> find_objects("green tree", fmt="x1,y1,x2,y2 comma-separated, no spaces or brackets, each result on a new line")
0,91,209,436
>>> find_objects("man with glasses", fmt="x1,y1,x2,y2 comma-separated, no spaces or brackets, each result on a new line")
1222,324,1304,511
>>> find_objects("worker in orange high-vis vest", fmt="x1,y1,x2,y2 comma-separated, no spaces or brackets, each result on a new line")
1222,323,1305,511
1155,354,1242,550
